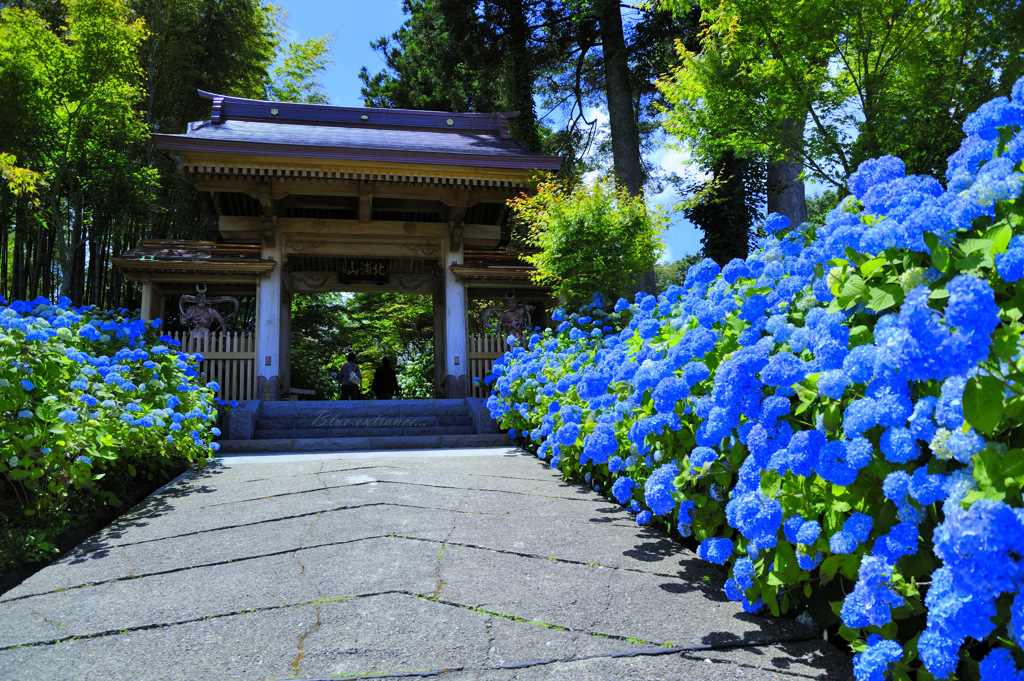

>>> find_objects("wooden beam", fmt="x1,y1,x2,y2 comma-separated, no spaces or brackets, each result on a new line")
284,237,444,259
192,175,522,203
171,150,544,184
358,181,373,224
220,216,449,238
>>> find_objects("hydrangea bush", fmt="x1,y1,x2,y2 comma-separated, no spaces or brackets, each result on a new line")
486,77,1024,680
0,297,220,567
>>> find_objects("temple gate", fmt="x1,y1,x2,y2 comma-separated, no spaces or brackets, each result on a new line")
114,91,559,401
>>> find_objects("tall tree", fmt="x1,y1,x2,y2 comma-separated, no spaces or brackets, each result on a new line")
658,0,1024,200
0,0,330,307
593,0,642,196
360,0,566,154
0,0,151,301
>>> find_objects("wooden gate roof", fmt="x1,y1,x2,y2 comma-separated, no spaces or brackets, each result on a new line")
151,91,562,186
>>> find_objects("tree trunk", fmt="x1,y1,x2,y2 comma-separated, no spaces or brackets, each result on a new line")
766,118,808,226
595,0,643,197
500,0,541,152
59,189,84,302
594,0,654,295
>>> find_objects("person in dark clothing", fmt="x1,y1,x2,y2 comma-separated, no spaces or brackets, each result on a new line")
339,352,362,400
371,358,400,400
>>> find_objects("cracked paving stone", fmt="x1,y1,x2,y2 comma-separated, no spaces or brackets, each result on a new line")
418,643,851,681
292,593,652,679
0,537,438,648
435,543,813,648
0,450,850,680
7,505,465,599
0,603,314,681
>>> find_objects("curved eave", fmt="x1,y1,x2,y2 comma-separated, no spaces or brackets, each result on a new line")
152,133,563,173
112,258,276,279
449,265,540,282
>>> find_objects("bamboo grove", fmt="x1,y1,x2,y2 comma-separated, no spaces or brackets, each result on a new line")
0,0,330,309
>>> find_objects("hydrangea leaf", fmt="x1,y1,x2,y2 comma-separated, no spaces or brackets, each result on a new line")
993,326,1021,360
760,469,783,499
929,243,950,273
839,274,867,299
866,284,904,312
962,374,1005,434
962,237,996,255
1000,448,1024,487
954,251,992,272
988,221,1014,255
860,256,887,278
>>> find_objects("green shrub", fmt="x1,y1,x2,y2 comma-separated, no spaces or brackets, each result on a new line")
0,297,218,570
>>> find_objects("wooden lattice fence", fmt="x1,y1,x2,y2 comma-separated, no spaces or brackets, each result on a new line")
468,332,510,399
167,331,257,402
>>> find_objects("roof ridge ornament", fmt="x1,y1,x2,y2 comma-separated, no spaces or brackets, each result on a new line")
210,95,225,125
196,89,521,135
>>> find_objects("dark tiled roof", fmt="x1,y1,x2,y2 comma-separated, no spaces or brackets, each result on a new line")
170,119,547,160
151,91,562,171
112,240,275,277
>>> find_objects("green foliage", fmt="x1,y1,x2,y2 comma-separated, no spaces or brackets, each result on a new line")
397,340,435,400
289,293,435,399
657,0,1024,187
513,178,666,309
806,189,843,228
681,150,765,265
654,254,701,292
0,300,217,571
264,7,333,104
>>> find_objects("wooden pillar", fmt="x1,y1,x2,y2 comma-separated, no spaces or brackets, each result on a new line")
279,285,292,397
433,268,446,398
257,234,283,400
443,238,468,398
139,281,164,327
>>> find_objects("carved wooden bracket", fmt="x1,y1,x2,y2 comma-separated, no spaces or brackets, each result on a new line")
448,201,467,252
359,181,373,224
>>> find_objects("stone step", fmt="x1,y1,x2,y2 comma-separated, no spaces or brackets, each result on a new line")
254,425,478,439
217,433,512,454
255,415,474,430
258,399,470,420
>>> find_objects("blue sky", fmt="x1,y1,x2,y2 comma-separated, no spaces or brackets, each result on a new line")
277,0,703,262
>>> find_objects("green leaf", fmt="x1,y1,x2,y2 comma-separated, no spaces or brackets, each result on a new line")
993,326,1021,360
859,256,886,277
989,221,1013,254
839,274,867,299
760,470,782,499
962,238,995,255
930,243,950,272
962,374,1005,434
820,554,843,579
954,252,989,272
866,284,904,312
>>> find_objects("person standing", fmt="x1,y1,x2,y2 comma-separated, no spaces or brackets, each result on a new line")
371,358,400,400
339,352,362,400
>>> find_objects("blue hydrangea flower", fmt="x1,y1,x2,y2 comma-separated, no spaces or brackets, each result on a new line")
849,156,906,200
841,556,903,628
996,235,1024,283
582,424,618,465
612,476,636,504
688,446,717,474
852,635,904,681
697,537,734,564
644,462,679,516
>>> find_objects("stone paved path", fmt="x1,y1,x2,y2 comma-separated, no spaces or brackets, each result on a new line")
0,448,852,680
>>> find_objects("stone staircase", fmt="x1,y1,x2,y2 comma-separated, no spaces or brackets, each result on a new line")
217,398,508,454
